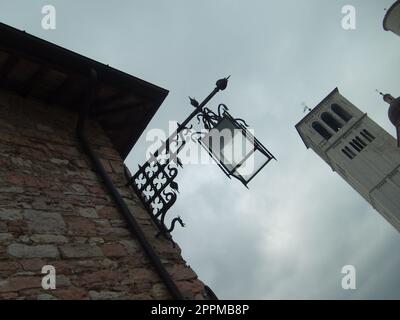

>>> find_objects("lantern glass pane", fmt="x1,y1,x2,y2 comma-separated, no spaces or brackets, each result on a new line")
232,148,269,183
201,116,255,173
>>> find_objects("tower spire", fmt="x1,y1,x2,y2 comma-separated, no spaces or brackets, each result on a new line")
376,89,395,104
378,90,400,147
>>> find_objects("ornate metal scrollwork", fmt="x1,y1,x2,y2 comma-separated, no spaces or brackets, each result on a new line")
126,127,190,245
126,77,274,241
196,103,250,130
196,103,227,130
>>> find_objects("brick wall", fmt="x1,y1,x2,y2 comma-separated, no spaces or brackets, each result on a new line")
0,90,206,300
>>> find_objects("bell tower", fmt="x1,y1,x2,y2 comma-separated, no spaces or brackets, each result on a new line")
296,88,400,232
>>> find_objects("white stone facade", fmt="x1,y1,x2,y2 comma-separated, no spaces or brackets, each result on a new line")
296,88,400,232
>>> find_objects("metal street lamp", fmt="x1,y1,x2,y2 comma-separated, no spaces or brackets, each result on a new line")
126,77,276,243
198,106,275,187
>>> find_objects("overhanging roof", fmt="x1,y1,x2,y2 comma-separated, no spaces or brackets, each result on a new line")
0,22,168,159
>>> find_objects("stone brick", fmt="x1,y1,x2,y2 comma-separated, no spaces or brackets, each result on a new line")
0,222,7,233
46,143,80,158
20,258,46,271
88,237,104,245
127,293,152,300
0,208,22,221
0,276,42,292
109,160,124,174
78,208,98,219
166,264,198,281
56,275,71,287
99,258,119,269
53,287,89,300
17,235,31,244
74,182,89,193
87,185,107,196
99,159,113,173
23,210,66,233
130,268,158,284
0,292,19,299
0,233,13,241
97,206,119,219
37,293,58,300
97,227,130,238
60,244,103,259
0,261,19,271
11,157,32,167
72,236,88,244
65,217,96,236
0,187,24,193
101,243,127,258
194,293,206,300
7,244,59,258
30,234,68,244
177,280,205,298
71,159,87,168
119,256,144,269
73,260,98,269
109,219,127,228
89,290,122,300
94,219,110,227
51,261,74,275
7,220,29,235
50,158,69,165
83,270,125,285
6,174,49,189
151,283,170,299
119,239,140,255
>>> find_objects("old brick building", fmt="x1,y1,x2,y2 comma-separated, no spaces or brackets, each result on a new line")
0,22,212,300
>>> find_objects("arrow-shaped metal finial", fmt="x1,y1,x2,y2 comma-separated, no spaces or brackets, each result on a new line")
189,96,199,108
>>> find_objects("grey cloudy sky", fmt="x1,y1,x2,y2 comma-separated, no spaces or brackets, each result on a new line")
1,0,400,299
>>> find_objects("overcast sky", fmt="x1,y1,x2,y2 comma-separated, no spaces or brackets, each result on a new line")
1,0,400,299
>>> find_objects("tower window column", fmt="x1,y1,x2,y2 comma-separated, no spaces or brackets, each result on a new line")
331,103,352,122
312,121,332,140
321,112,343,132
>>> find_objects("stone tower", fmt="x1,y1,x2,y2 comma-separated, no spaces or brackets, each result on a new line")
383,0,400,37
296,88,400,232
0,22,212,300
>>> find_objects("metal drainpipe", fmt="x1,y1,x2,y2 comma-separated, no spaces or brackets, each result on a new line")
76,68,184,300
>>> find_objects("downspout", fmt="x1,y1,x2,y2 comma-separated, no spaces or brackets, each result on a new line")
76,68,184,300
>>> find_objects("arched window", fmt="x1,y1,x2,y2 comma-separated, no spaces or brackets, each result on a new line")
321,112,343,132
331,104,352,122
312,121,332,140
